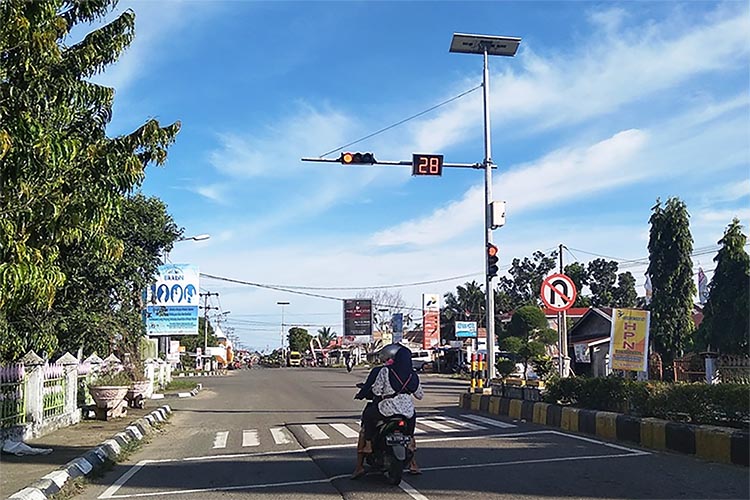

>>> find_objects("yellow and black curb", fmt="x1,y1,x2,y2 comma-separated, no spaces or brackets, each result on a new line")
459,393,748,467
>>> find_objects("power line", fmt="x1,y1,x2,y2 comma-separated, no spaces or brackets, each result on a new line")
318,84,482,158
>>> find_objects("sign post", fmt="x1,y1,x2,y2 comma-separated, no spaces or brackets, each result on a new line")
541,273,577,377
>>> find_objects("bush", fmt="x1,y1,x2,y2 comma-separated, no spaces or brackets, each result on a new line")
544,376,750,428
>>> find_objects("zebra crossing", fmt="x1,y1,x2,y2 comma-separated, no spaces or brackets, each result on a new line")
209,415,515,450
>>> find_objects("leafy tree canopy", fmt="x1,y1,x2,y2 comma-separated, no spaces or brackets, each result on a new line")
288,327,311,353
0,1,180,360
647,197,695,364
697,218,749,354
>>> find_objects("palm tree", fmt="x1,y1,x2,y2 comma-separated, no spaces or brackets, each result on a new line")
317,326,336,347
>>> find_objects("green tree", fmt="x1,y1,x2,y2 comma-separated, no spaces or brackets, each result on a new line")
498,250,558,309
499,306,557,381
51,194,180,357
0,1,180,360
288,327,311,352
647,198,696,366
316,326,336,347
442,281,485,341
613,272,638,308
697,219,750,354
587,259,619,307
178,317,219,354
564,262,591,307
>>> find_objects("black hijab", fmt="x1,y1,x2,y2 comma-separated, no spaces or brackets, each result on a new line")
387,346,420,394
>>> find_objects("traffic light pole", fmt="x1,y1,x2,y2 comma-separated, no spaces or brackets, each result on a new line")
481,46,497,382
300,157,491,170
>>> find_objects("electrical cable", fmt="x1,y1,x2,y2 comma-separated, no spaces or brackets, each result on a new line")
318,84,482,158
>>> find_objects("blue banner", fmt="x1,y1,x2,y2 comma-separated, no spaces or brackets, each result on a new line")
145,264,200,336
391,313,404,343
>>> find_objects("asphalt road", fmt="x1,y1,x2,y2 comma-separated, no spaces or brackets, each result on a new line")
81,368,749,500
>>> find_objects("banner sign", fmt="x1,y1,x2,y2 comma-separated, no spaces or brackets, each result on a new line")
344,299,373,343
145,264,200,336
422,293,440,349
455,321,477,338
609,308,650,372
391,313,404,344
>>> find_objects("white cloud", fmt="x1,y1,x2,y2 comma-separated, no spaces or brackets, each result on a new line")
694,207,750,224
190,183,231,204
370,129,649,247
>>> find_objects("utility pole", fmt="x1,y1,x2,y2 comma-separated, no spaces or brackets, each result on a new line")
558,244,570,377
200,292,219,353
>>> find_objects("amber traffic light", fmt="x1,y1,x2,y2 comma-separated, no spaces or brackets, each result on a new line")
339,152,376,165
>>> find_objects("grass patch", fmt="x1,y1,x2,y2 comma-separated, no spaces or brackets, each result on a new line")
163,379,199,392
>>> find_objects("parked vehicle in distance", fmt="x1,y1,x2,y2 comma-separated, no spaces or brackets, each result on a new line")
288,351,302,367
410,350,432,372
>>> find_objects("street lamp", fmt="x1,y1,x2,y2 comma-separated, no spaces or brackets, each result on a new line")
277,301,290,356
178,234,211,242
450,33,521,381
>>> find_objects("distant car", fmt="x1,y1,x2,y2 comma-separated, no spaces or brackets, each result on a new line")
410,350,432,372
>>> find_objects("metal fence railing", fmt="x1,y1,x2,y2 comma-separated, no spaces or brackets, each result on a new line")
0,363,26,428
42,363,66,419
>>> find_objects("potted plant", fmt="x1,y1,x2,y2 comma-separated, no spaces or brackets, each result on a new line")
88,364,131,410
124,357,151,408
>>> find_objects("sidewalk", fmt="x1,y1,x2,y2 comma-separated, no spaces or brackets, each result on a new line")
1,377,202,499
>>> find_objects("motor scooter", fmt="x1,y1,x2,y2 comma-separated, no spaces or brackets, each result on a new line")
355,383,413,485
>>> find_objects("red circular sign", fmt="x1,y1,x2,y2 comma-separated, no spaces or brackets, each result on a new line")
540,273,578,312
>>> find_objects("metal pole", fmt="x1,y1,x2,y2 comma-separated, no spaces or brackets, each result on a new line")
559,243,569,377
482,46,497,381
204,294,209,353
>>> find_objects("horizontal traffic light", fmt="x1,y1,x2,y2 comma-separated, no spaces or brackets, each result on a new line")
339,152,376,165
487,243,499,278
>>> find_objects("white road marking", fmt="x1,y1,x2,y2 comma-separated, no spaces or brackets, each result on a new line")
413,426,427,434
419,418,459,433
463,414,517,428
98,461,147,499
100,429,649,499
270,427,292,445
212,431,228,449
432,415,486,431
330,423,359,438
400,479,431,500
302,424,329,440
242,429,260,447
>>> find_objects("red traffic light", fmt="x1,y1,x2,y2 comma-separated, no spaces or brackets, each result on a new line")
339,152,376,165
487,243,499,277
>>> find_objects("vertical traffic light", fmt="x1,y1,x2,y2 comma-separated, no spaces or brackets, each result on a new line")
487,243,499,278
338,152,376,164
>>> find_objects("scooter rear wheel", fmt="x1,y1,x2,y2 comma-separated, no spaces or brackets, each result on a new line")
387,458,403,485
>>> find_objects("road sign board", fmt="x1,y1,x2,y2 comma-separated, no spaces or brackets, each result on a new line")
540,273,577,312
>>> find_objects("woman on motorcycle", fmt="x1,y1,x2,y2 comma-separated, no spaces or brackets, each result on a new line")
352,344,423,478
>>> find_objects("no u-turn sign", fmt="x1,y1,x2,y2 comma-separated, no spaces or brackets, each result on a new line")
540,273,577,312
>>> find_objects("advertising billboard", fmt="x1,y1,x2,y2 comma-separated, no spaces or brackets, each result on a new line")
343,299,373,343
422,293,440,349
145,264,200,337
609,308,650,372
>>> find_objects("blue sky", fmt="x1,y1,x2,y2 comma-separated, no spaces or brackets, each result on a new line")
87,1,749,351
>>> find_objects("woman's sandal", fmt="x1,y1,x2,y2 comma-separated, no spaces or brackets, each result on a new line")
350,469,367,480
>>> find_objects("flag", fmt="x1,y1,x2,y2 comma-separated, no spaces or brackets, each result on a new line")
698,267,709,304
644,274,653,304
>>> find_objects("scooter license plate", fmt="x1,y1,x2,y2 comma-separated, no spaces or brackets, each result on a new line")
385,434,410,445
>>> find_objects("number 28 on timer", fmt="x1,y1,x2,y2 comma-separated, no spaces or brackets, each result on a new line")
412,154,444,176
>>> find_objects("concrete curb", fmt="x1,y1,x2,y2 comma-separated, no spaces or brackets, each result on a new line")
458,393,749,467
150,383,202,400
7,405,173,500
175,371,226,378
